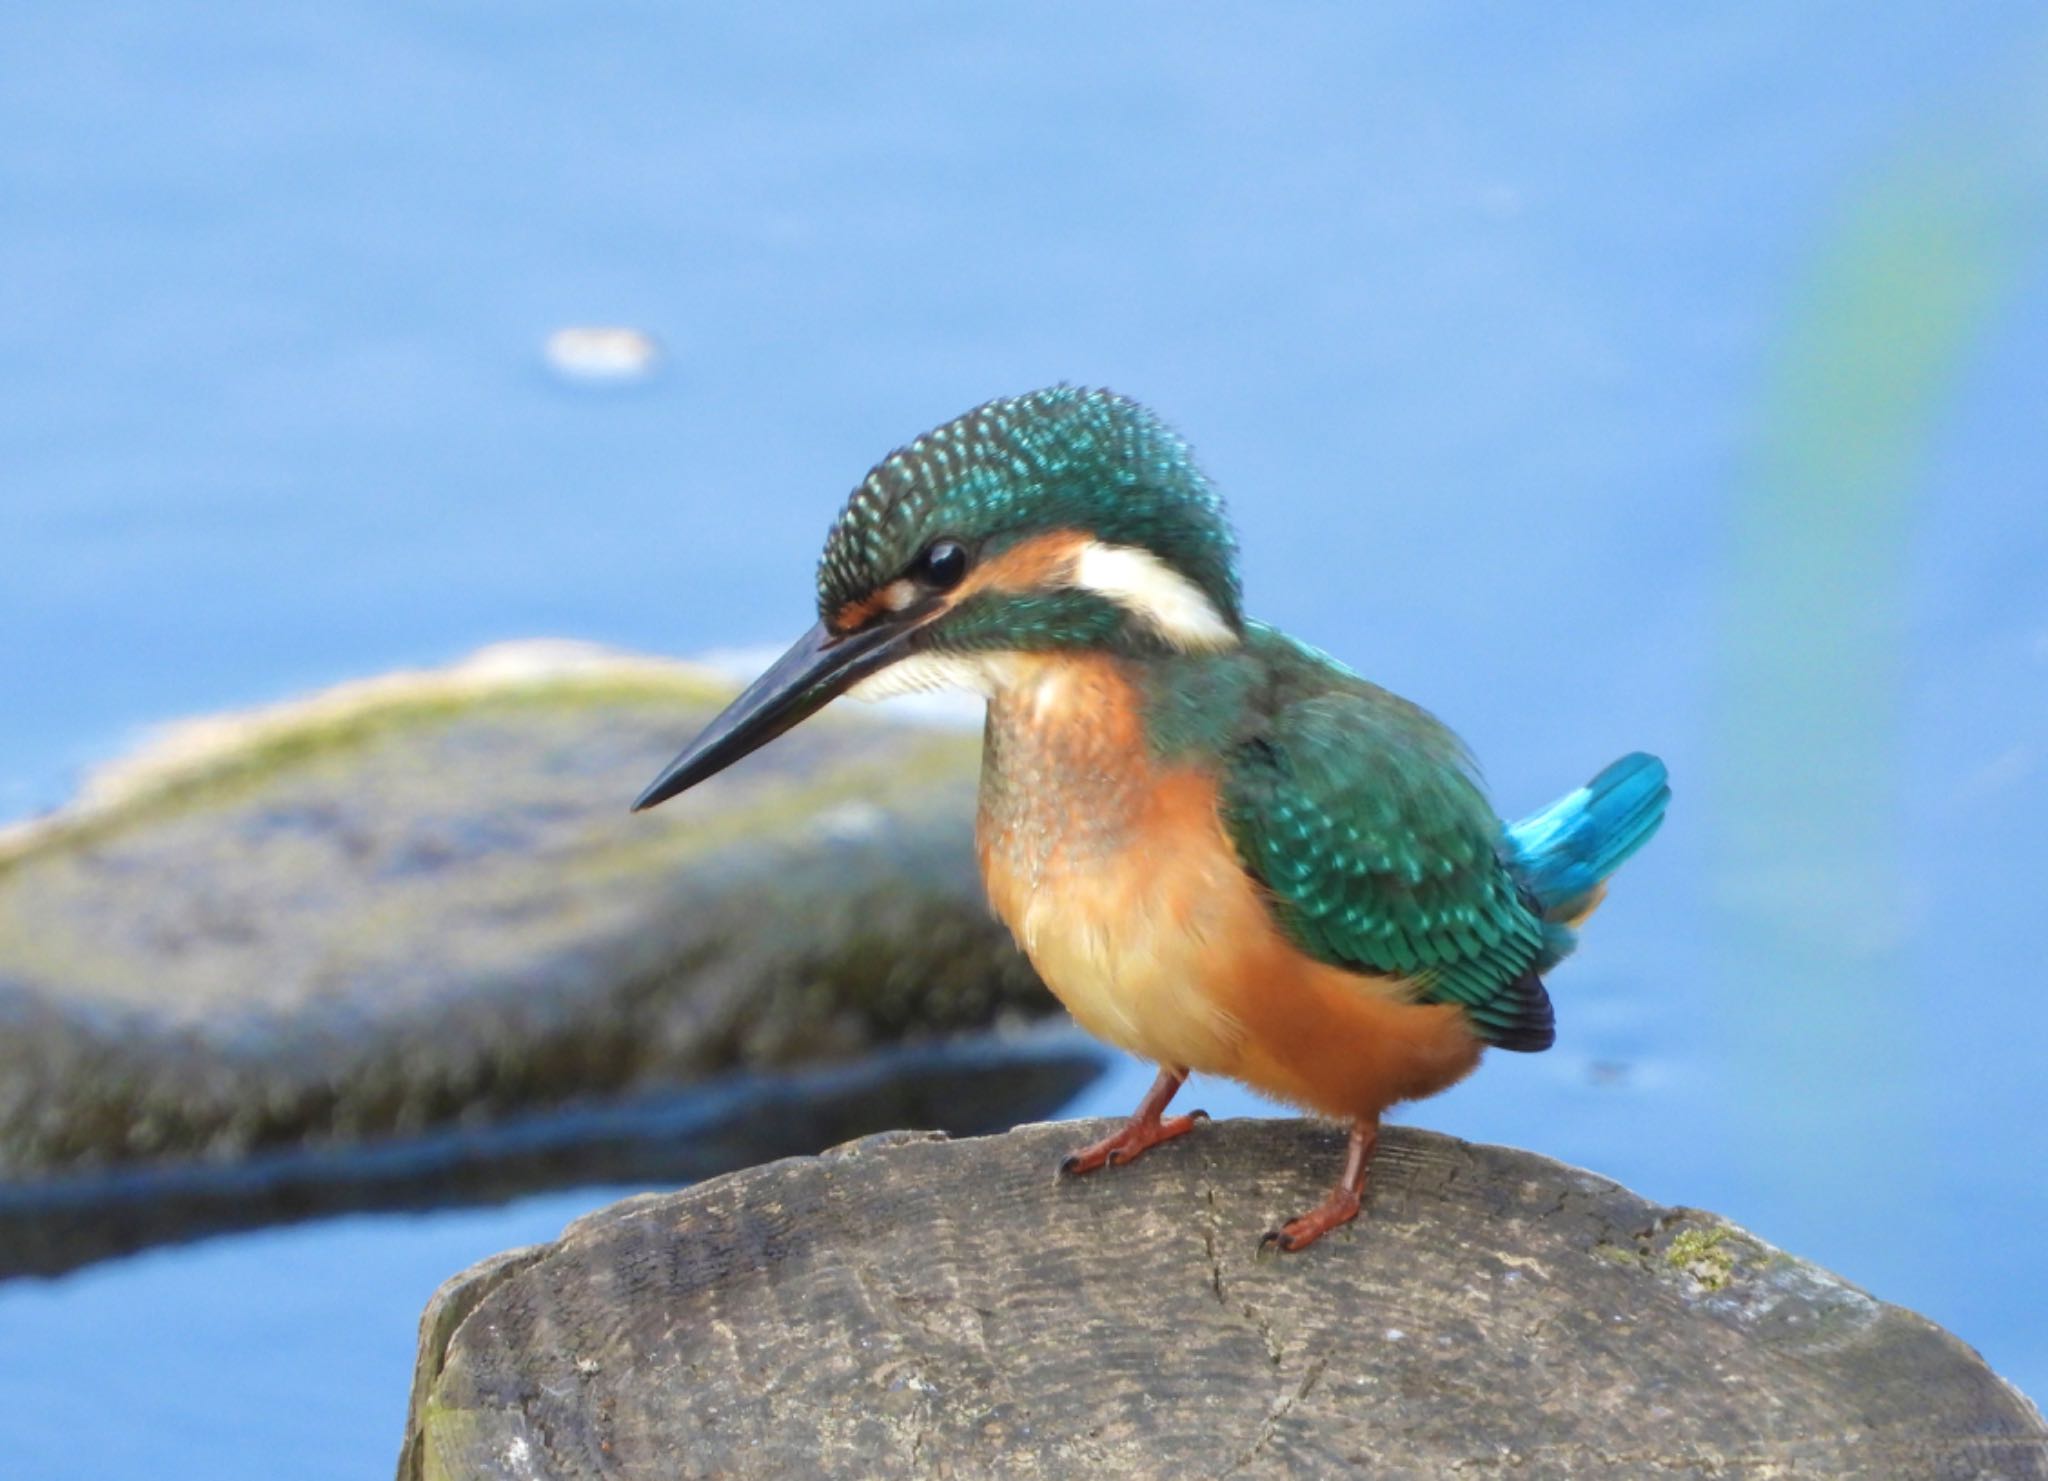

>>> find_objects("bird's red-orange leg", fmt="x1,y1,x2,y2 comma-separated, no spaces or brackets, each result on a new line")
1058,1066,1208,1176
1261,1116,1380,1253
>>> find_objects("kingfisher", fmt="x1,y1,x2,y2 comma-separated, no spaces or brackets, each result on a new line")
633,387,1668,1252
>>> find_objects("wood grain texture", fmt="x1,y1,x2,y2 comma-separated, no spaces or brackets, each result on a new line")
402,1119,2046,1480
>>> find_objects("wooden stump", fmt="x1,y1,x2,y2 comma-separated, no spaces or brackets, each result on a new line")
400,1119,2046,1480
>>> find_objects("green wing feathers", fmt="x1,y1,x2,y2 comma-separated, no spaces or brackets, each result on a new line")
1220,689,1557,1052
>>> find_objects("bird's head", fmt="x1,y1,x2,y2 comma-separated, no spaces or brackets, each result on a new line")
633,385,1243,811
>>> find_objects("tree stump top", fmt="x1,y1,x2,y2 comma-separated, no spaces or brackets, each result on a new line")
402,1119,2045,1480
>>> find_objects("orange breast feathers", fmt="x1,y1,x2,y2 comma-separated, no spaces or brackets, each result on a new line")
975,657,1483,1121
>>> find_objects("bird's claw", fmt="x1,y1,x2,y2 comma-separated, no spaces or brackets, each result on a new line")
1256,1221,1320,1256
1255,1221,1317,1257
1255,1186,1363,1254
1057,1108,1210,1178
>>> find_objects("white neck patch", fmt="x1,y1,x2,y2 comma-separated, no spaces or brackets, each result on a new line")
1072,541,1239,651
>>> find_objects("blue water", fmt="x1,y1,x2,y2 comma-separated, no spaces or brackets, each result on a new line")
5,4,2047,1475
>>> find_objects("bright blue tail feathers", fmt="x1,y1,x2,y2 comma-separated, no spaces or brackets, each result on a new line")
1506,752,1670,921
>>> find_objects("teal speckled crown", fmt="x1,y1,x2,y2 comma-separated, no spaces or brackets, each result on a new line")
816,386,1243,626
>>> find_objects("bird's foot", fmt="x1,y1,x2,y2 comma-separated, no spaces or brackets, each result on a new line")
1058,1108,1209,1177
1258,1185,1363,1254
1258,1115,1379,1254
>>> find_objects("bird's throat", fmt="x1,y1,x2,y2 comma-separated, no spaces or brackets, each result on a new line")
976,654,1151,883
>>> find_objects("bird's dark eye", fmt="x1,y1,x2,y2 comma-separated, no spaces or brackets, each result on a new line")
915,538,970,590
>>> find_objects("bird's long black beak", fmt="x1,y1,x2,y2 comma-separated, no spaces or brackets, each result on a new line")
631,617,913,812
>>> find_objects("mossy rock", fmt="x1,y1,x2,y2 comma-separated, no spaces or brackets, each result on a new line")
401,1119,2046,1480
0,643,1056,1195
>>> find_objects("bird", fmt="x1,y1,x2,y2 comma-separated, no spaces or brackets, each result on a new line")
632,386,1669,1252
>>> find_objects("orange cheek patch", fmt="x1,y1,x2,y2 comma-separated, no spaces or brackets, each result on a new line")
833,581,919,634
954,530,1087,600
834,530,1086,635
833,596,883,633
